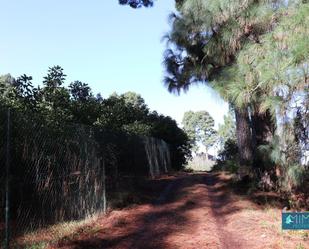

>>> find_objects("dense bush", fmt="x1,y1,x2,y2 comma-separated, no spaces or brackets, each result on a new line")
0,67,191,171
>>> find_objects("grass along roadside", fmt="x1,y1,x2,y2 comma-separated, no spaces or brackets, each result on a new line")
11,214,102,249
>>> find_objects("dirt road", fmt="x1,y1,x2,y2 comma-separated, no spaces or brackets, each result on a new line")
54,172,308,249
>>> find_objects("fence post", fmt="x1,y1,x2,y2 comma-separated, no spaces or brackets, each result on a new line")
4,108,11,249
102,158,107,214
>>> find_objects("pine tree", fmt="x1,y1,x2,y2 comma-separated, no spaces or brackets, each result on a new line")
163,0,289,173
182,110,216,157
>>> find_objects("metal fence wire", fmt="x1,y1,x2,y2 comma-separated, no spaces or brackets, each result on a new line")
0,108,172,248
0,107,8,248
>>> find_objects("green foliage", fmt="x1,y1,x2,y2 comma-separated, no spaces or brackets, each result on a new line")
69,81,92,102
122,121,152,136
287,164,307,188
149,112,191,169
217,139,238,162
182,110,216,153
0,66,191,170
214,138,239,173
69,81,100,125
295,243,305,249
217,109,236,148
163,0,277,95
259,133,307,191
214,159,239,174
222,3,309,117
221,160,239,174
43,65,66,88
23,243,47,249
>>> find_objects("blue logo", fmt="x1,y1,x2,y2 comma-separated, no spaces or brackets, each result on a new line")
282,212,309,230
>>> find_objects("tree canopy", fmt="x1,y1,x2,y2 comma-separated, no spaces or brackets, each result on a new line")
182,110,216,155
0,66,191,170
217,110,236,148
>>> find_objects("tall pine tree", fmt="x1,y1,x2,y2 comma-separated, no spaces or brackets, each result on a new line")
163,0,288,174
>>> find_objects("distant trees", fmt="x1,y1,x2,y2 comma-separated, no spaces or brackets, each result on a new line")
182,110,216,158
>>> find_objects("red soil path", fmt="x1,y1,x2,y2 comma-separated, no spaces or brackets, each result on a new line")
51,172,309,249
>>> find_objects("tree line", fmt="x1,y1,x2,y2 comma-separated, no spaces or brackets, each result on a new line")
0,66,191,170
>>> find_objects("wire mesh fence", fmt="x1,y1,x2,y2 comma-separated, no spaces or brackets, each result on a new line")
0,107,8,248
0,108,172,248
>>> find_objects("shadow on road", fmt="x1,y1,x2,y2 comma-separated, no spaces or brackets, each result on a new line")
55,172,245,249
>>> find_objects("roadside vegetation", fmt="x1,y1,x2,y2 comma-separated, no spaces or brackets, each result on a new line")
0,67,191,171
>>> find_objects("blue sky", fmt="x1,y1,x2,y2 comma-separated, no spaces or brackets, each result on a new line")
0,0,228,126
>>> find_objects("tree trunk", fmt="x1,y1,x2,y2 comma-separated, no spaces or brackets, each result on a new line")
235,106,254,176
252,110,275,147
251,109,275,171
